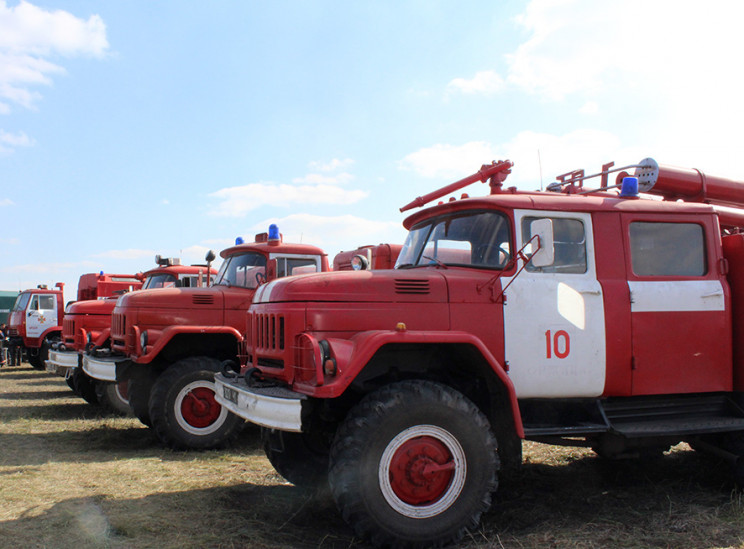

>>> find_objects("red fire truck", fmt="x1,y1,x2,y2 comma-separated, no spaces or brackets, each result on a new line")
83,227,329,450
7,273,142,370
46,256,216,414
215,158,744,548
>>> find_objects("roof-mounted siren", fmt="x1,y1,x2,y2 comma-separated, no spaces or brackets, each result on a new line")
155,255,181,267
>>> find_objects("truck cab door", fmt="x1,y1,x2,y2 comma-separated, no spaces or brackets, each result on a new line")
26,294,57,338
622,214,731,395
502,210,607,398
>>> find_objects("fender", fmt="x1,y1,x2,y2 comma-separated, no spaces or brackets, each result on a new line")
295,329,525,438
133,325,244,364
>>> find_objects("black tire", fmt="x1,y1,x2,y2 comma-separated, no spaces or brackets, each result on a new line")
262,428,330,490
65,374,76,391
95,380,132,416
28,350,43,370
127,368,159,427
148,356,244,450
328,380,499,549
71,368,99,405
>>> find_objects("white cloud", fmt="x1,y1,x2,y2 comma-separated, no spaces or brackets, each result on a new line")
446,70,505,96
399,130,645,192
579,101,598,115
506,0,744,105
399,142,503,179
91,249,156,261
292,172,354,185
0,129,34,153
248,213,407,257
0,236,18,244
0,197,15,206
0,1,108,114
0,260,97,275
208,182,368,217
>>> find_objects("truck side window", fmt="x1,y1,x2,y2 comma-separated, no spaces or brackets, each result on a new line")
38,296,55,310
273,257,318,277
522,217,587,274
629,222,706,277
29,296,39,311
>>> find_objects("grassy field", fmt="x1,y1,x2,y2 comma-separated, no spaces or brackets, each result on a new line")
1,364,743,549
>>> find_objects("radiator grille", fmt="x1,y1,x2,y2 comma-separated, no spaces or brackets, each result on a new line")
254,313,285,351
63,318,75,337
112,313,126,338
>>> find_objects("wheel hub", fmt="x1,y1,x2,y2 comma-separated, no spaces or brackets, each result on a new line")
389,436,455,505
181,387,221,428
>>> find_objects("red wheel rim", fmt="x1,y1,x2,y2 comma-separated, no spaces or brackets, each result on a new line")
180,386,221,428
388,435,456,505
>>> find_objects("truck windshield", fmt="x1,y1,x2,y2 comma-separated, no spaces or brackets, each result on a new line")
395,210,512,270
143,273,178,289
12,292,30,311
214,252,267,289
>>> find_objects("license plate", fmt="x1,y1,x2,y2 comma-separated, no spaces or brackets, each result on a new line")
222,385,239,404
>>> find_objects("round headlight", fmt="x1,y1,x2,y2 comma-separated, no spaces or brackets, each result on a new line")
351,254,369,271
140,331,148,351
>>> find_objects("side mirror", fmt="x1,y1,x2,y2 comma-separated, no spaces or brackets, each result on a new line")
530,218,555,267
205,250,217,287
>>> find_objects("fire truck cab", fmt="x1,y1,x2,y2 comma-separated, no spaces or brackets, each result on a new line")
215,158,744,548
46,257,215,414
84,227,329,450
8,273,141,370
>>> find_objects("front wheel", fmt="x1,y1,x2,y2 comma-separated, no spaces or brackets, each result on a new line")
148,356,244,450
262,428,330,491
95,380,132,416
329,380,499,548
71,368,99,405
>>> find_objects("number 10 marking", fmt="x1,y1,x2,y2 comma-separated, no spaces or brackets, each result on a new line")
545,330,570,359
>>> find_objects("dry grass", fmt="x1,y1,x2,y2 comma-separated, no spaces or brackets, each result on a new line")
1,364,743,548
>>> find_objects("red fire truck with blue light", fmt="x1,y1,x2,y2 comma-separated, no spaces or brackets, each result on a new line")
83,227,329,450
215,158,744,548
46,256,216,413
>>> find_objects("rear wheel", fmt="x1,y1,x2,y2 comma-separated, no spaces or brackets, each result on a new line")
329,380,499,548
96,380,131,415
148,356,244,450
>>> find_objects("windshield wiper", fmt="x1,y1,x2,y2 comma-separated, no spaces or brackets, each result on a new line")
422,255,448,269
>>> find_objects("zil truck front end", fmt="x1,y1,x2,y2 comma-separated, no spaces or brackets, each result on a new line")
215,206,518,428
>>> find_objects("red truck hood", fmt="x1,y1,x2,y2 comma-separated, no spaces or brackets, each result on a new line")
66,297,118,315
116,287,228,310
253,269,448,304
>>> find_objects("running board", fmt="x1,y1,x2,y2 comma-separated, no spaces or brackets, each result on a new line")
521,393,744,438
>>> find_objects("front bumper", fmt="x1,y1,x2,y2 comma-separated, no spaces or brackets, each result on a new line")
214,373,306,432
82,354,120,382
45,349,80,376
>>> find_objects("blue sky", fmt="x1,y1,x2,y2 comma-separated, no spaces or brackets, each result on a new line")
2,0,744,302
